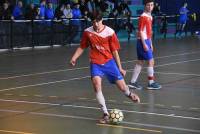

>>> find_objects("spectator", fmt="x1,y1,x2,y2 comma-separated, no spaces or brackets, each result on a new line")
63,3,73,19
62,3,73,25
152,2,160,16
124,12,136,41
105,0,114,11
25,3,37,20
87,0,96,14
12,0,24,20
54,4,64,20
108,9,119,32
35,6,40,20
45,2,54,26
67,3,82,45
160,15,168,38
82,9,91,29
45,2,54,20
79,0,88,15
0,2,11,20
175,2,189,37
39,0,46,20
95,0,107,13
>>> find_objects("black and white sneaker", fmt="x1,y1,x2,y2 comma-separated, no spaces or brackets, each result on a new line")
128,82,143,90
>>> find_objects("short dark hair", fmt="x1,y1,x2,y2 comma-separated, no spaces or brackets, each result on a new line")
90,12,103,22
144,0,154,5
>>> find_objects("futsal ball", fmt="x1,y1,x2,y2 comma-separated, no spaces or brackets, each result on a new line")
109,109,124,124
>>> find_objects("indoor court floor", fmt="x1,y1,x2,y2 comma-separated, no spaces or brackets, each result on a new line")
0,36,200,134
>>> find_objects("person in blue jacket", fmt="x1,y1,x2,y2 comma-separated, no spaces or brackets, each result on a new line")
12,0,24,20
175,2,189,37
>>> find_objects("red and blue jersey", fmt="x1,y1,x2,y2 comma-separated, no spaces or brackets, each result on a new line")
138,12,153,39
80,26,120,64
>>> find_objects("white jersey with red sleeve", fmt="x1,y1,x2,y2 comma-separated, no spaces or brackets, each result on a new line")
80,25,120,64
137,12,153,39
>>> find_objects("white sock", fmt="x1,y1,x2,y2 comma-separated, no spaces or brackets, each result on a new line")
96,90,108,115
147,67,154,84
131,64,142,83
124,86,131,97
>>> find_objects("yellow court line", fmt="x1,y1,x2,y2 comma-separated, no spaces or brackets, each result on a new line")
97,123,162,133
0,130,35,134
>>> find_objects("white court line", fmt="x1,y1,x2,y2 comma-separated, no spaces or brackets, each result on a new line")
0,129,35,134
0,102,199,133
151,71,200,77
0,99,200,121
0,67,89,80
0,76,90,92
0,51,200,80
0,58,200,92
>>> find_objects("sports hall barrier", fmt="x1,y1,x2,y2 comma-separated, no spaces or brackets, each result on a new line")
0,14,199,50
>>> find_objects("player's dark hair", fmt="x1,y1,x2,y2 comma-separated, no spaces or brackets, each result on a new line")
90,12,103,22
143,0,154,5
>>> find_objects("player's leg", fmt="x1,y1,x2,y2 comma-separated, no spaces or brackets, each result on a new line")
92,76,109,123
179,23,183,36
175,23,181,37
146,59,162,89
102,59,140,102
129,60,144,90
181,23,186,36
116,79,140,103
90,63,109,123
128,39,144,90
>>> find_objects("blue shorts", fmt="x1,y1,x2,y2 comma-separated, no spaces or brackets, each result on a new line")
179,16,187,24
179,18,187,24
136,39,153,60
90,59,123,84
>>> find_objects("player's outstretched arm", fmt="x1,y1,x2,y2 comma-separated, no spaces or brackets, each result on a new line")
70,47,84,66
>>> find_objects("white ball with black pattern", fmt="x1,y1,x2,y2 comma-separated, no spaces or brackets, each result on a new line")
109,109,124,124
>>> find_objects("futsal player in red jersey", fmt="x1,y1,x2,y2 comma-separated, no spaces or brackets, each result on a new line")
70,12,140,124
128,0,162,90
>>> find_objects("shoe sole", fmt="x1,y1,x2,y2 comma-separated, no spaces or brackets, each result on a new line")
147,86,162,90
128,84,142,90
99,119,110,124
